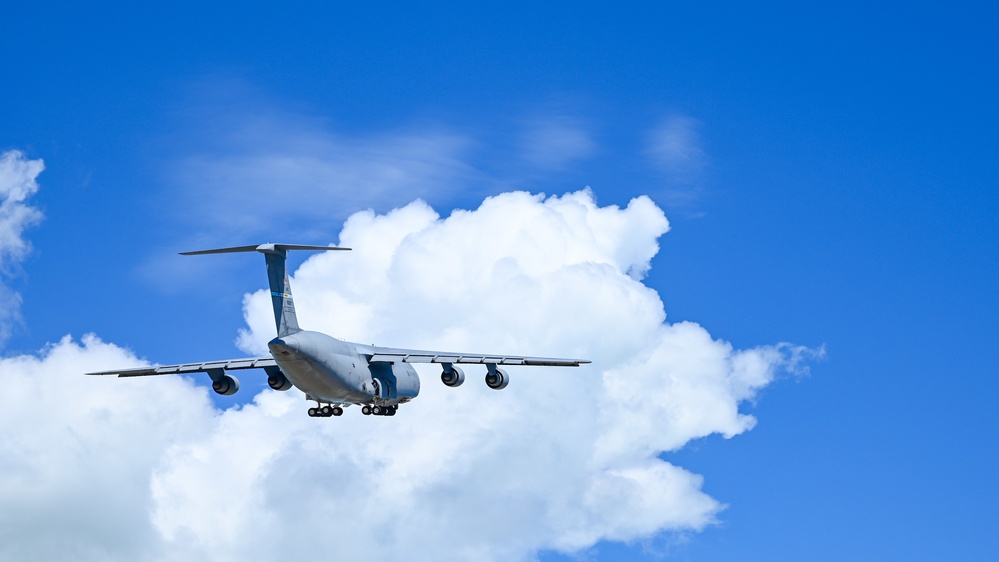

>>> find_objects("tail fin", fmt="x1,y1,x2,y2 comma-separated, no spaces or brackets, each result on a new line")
180,243,351,337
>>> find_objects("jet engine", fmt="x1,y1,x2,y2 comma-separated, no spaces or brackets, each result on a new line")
267,370,293,391
441,365,465,387
212,374,240,395
485,367,509,390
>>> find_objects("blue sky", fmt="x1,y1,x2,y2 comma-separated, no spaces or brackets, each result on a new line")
2,2,997,560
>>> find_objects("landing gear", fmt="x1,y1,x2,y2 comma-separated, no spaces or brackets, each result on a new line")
308,402,345,417
312,402,395,417
361,404,397,416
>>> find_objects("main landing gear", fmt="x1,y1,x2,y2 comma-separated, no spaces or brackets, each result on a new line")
307,404,344,417
306,400,398,417
361,404,397,416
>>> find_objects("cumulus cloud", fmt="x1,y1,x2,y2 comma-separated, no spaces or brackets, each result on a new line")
221,190,816,559
0,150,44,342
0,335,214,560
0,187,817,561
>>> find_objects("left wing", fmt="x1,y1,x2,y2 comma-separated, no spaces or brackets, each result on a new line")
86,357,277,377
356,344,589,367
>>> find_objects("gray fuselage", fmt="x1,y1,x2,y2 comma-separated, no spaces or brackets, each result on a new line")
268,330,420,406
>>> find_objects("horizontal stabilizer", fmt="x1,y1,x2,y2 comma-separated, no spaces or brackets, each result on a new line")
180,243,351,256
179,243,349,336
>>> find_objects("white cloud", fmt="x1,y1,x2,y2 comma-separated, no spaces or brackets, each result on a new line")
169,110,478,241
0,150,44,343
520,116,595,170
0,187,818,561
220,190,817,559
645,115,706,183
0,335,213,561
140,105,485,291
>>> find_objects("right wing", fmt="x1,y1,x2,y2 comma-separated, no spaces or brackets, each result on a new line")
86,357,277,377
354,344,589,367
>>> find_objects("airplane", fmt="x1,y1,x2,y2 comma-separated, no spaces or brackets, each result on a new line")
87,243,590,417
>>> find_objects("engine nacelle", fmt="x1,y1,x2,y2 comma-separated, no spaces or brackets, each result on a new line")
441,365,465,387
485,367,509,390
212,374,240,396
267,370,293,391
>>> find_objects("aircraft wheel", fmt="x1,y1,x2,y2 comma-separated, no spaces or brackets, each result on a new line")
388,407,397,416
308,407,318,417
332,406,343,416
362,405,372,415
372,405,383,415
321,405,333,417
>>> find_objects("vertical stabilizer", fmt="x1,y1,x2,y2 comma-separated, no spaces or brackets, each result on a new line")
264,248,300,337
180,243,351,337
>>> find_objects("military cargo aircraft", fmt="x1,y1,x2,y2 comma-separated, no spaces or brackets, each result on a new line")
87,244,589,417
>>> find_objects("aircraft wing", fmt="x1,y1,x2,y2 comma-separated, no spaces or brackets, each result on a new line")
85,357,277,377
356,344,589,367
